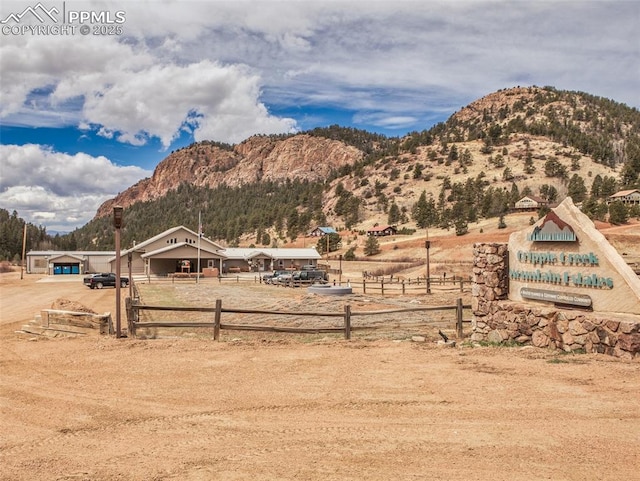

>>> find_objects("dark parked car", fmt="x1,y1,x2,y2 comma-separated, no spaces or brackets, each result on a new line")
83,273,129,289
292,269,328,284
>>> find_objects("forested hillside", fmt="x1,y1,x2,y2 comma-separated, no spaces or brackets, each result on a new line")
0,209,57,263
2,86,639,259
70,181,327,251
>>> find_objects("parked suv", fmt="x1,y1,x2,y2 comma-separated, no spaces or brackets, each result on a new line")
292,269,328,284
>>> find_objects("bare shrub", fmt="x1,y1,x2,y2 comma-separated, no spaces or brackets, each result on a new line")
0,261,14,273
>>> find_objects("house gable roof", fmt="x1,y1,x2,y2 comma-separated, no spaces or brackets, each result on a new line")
367,225,396,232
125,226,224,254
140,242,223,259
222,247,321,260
48,253,86,262
517,195,547,204
610,189,640,198
310,226,337,235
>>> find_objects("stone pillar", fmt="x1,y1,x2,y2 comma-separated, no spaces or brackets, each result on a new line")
471,243,509,342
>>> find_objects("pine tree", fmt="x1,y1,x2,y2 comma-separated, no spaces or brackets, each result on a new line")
608,201,629,224
363,235,380,256
388,202,401,225
316,233,342,254
567,174,587,203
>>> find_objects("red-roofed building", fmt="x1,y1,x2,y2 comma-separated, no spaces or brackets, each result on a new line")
366,225,397,237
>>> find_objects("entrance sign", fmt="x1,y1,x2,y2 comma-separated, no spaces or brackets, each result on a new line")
508,198,640,314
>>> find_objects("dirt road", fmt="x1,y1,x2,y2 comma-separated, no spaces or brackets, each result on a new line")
1,271,639,480
0,273,117,332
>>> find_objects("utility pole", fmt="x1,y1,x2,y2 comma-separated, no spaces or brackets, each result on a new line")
20,224,27,280
113,206,124,338
197,211,202,284
425,229,431,294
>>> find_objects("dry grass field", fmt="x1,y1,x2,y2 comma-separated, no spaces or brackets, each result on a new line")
1,219,639,481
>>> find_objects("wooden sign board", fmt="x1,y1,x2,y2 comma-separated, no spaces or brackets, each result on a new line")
520,287,592,308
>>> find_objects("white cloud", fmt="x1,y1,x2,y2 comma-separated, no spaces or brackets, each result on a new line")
0,0,638,233
1,0,638,146
79,60,296,146
0,29,297,146
0,144,151,231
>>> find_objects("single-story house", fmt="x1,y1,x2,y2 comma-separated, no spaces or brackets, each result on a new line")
366,225,397,237
608,189,640,205
514,195,549,210
221,248,321,273
27,226,321,276
308,226,337,237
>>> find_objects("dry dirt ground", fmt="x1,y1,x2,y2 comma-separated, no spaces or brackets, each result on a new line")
1,270,640,481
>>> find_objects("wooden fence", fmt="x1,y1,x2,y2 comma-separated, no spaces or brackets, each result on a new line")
134,274,471,294
125,298,470,341
358,277,469,295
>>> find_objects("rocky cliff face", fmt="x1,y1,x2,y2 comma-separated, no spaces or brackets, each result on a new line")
96,134,363,218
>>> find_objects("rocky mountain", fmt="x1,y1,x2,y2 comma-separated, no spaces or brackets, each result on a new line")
81,86,639,249
96,134,363,218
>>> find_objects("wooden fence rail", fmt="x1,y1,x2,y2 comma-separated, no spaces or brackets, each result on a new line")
359,278,469,295
134,275,471,295
126,298,470,341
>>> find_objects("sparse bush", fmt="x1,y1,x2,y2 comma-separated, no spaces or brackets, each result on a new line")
343,246,357,261
0,261,14,273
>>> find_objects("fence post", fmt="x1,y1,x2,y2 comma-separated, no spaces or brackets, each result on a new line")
381,278,384,296
344,304,351,340
402,280,405,295
363,279,366,294
214,299,222,341
456,298,463,339
125,297,135,338
460,280,464,292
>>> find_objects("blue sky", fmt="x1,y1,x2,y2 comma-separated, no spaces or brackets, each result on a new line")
1,0,639,232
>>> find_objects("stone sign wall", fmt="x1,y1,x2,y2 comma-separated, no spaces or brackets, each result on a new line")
508,198,640,314
471,242,640,359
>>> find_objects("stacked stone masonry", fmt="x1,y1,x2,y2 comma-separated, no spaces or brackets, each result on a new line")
472,243,640,359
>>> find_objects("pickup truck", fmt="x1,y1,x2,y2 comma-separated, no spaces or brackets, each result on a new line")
83,273,129,289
